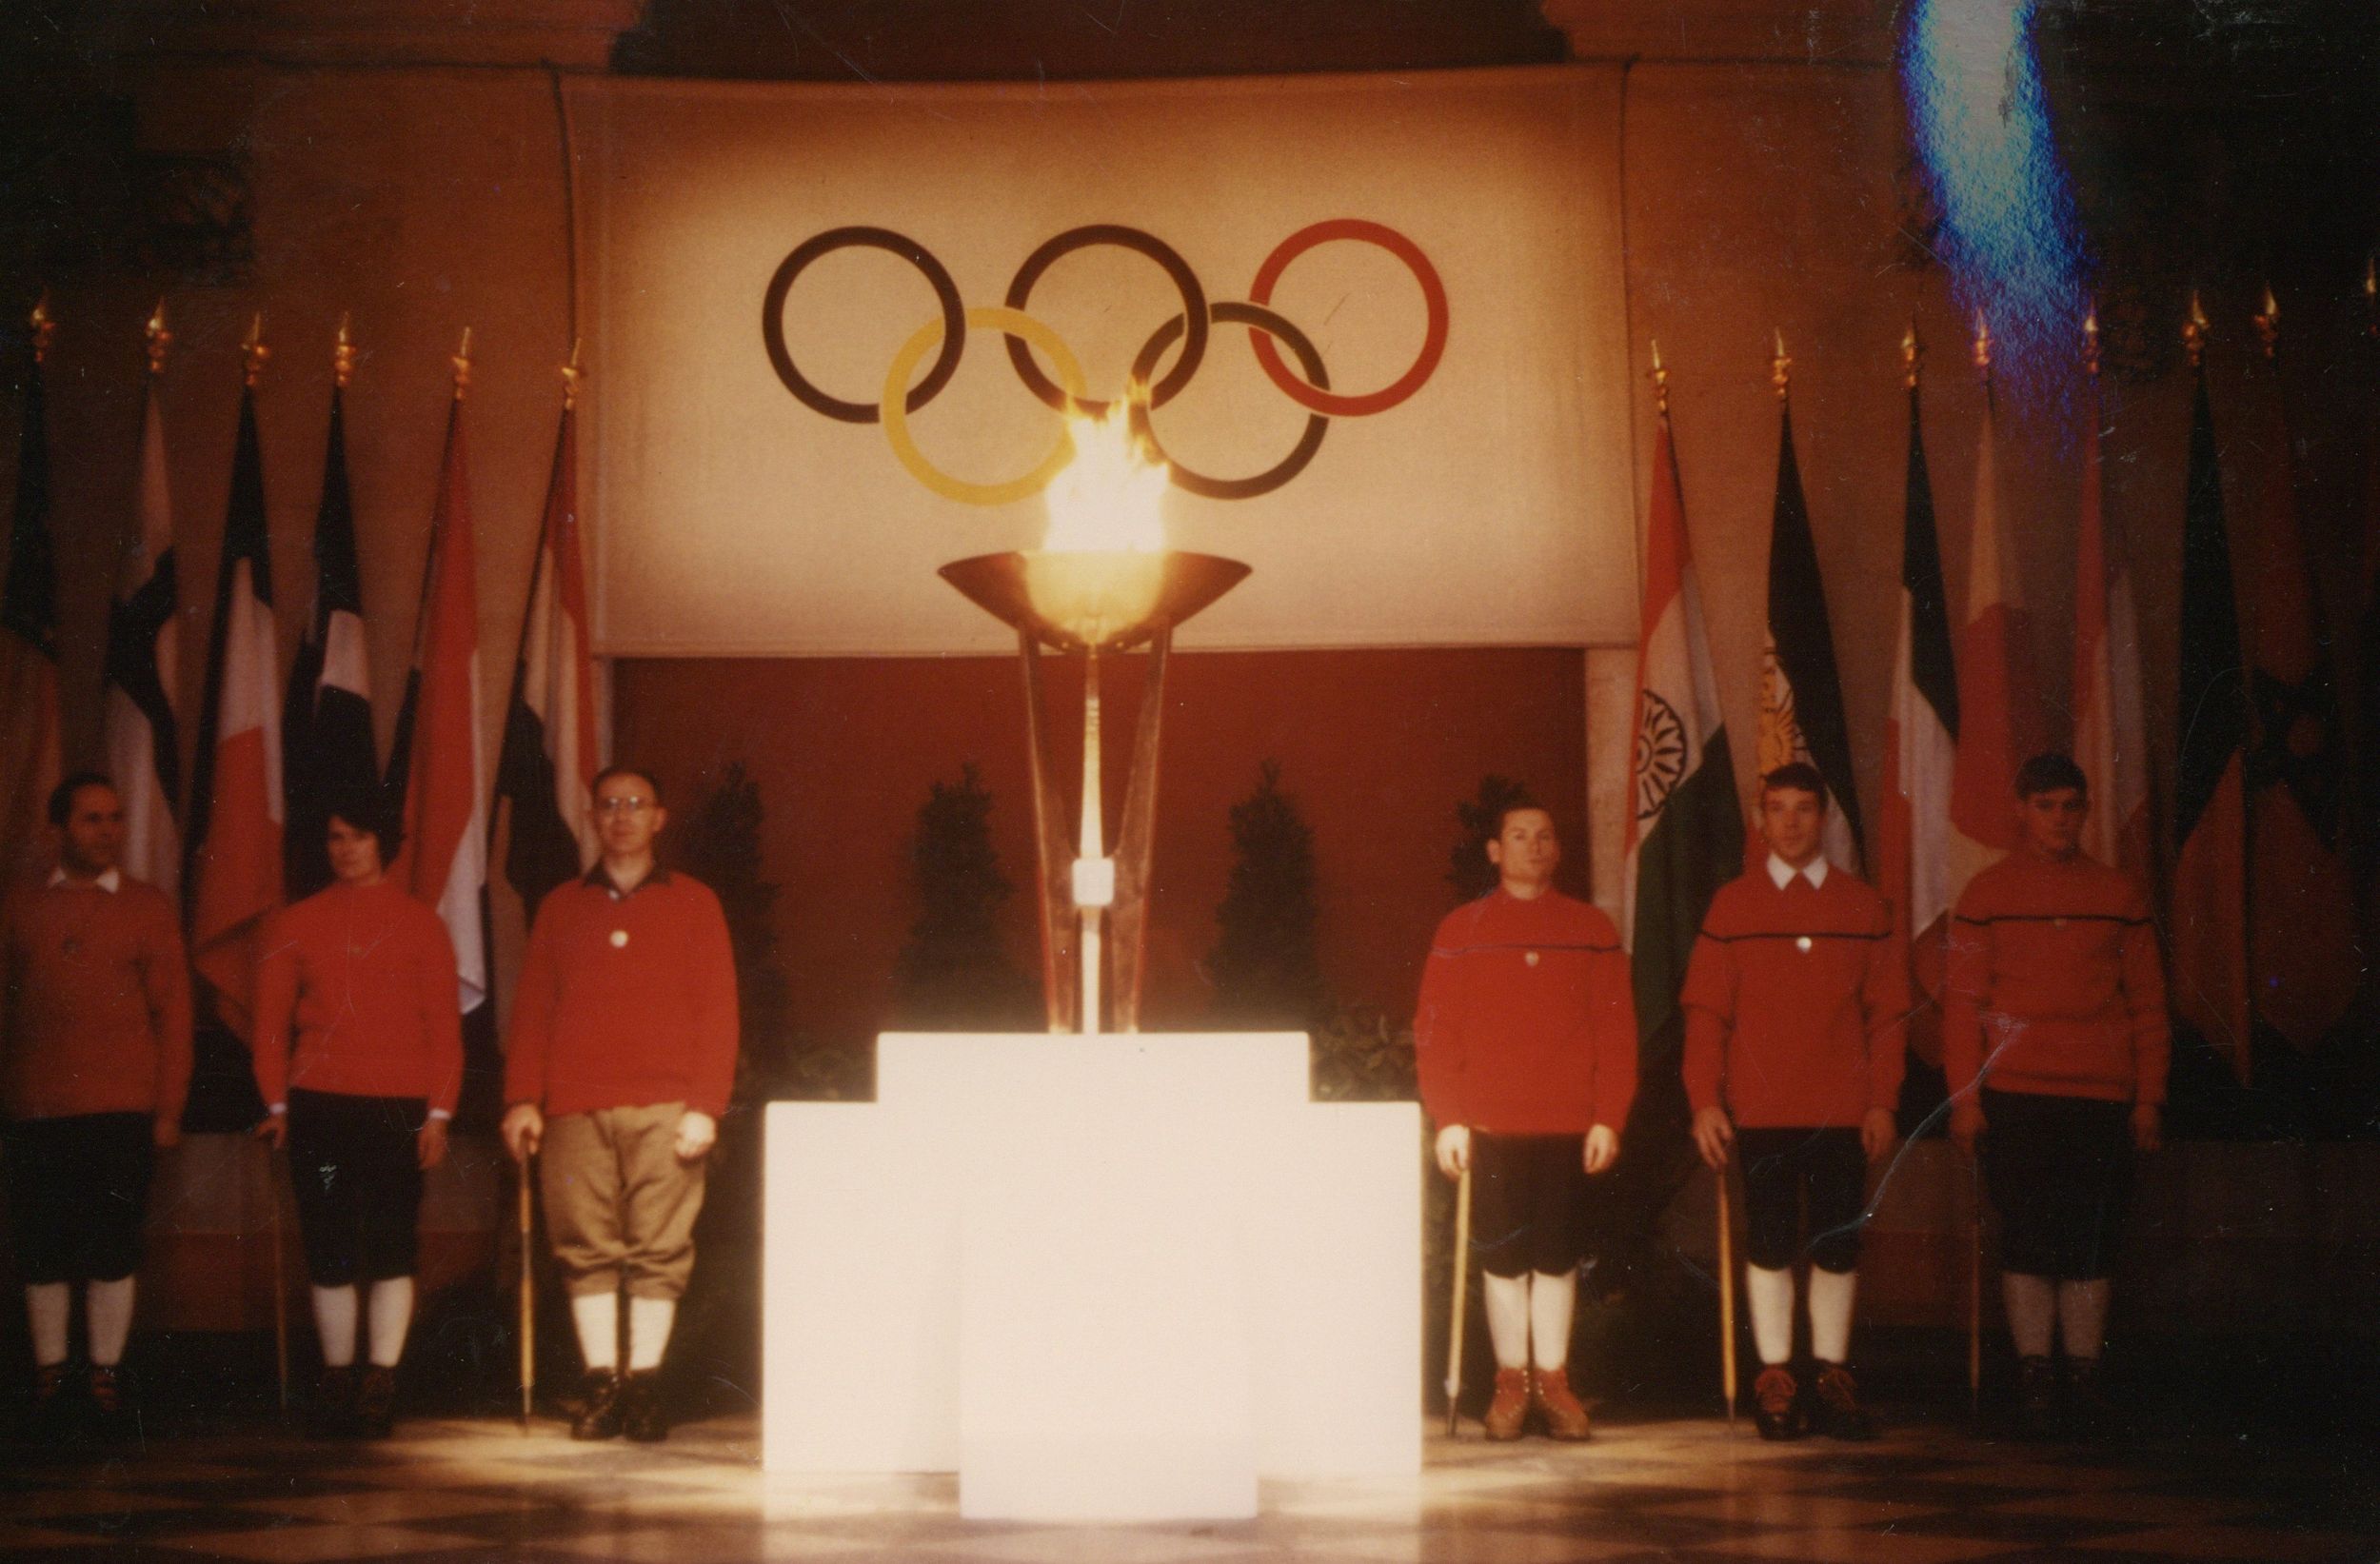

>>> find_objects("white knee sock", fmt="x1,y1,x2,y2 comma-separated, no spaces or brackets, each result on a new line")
626,1296,676,1373
1527,1269,1576,1371
571,1291,620,1372
2003,1273,2056,1359
86,1277,136,1367
2057,1278,2112,1362
1745,1264,1795,1366
311,1285,360,1368
1807,1267,1857,1364
26,1283,69,1367
1482,1273,1532,1370
367,1277,415,1369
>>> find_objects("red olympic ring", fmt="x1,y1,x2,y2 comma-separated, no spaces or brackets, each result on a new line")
1247,219,1449,418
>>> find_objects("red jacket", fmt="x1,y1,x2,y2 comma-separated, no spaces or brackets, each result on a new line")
504,867,740,1119
1,873,193,1124
1945,850,2168,1106
1414,889,1636,1136
252,881,465,1114
1680,863,1908,1128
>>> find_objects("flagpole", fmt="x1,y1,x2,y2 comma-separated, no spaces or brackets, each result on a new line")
488,343,581,858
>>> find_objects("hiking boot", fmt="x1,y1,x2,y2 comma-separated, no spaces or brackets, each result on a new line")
1529,1365,1592,1440
622,1370,669,1444
1808,1361,1878,1441
1482,1367,1531,1440
2066,1357,2116,1441
1753,1364,1801,1440
309,1365,360,1438
354,1366,398,1439
569,1369,625,1441
2013,1355,2059,1441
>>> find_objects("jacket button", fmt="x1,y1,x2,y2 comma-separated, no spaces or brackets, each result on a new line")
1795,936,1813,953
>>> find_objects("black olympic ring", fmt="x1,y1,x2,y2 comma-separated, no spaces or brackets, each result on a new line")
763,227,966,425
1128,302,1330,502
1002,225,1208,416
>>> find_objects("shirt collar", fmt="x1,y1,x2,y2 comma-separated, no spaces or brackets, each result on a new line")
48,866,122,893
1766,853,1828,891
584,861,671,900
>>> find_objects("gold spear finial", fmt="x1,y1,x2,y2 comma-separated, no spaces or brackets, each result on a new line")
1648,339,1669,418
1972,309,1993,385
332,313,357,389
2082,304,2101,381
1902,318,1923,392
1771,329,1791,402
242,312,270,387
450,327,473,401
2365,255,2376,340
2184,290,2209,370
30,293,54,365
2252,283,2280,363
145,299,171,376
560,336,584,411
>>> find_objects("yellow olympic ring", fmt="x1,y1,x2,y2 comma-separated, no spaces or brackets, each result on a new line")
881,307,1087,507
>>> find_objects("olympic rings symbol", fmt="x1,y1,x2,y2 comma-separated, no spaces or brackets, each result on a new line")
760,220,1449,505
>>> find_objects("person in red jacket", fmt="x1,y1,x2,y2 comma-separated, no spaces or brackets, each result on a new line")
2,774,191,1433
252,790,463,1437
1946,752,2167,1437
1683,763,1907,1441
1416,798,1636,1440
502,764,739,1444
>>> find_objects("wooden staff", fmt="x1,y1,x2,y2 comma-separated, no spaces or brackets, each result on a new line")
1442,1160,1474,1437
519,1154,536,1430
268,1150,289,1415
1716,1165,1738,1429
1968,1161,1984,1417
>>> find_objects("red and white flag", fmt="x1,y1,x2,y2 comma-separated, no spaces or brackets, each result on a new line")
387,401,490,1014
186,386,284,1034
1948,386,2046,892
2072,375,2152,879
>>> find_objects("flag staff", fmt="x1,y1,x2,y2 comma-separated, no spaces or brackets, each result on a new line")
145,300,170,376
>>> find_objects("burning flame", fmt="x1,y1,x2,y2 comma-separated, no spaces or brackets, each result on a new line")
1041,385,1169,554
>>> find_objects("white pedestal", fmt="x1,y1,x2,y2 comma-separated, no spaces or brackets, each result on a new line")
763,1033,1419,1520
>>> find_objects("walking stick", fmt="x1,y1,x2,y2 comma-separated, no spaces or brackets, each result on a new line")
1968,1162,1984,1419
519,1152,536,1431
1716,1164,1737,1429
1442,1160,1474,1437
267,1149,290,1416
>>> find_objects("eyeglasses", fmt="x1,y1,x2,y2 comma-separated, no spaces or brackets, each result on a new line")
594,797,654,816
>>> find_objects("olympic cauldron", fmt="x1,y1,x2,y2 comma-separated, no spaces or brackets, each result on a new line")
939,395,1247,1035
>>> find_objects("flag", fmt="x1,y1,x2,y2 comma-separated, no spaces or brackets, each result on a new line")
1875,379,1959,1059
387,401,490,1017
1947,388,2047,889
2241,344,2358,1049
1622,410,1743,1062
282,386,378,899
186,385,284,1036
494,401,601,921
1758,404,1863,871
2072,375,2153,880
104,372,182,903
0,340,62,883
2170,371,2251,1082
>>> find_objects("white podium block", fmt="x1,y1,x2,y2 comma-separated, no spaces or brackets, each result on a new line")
764,1032,1418,1518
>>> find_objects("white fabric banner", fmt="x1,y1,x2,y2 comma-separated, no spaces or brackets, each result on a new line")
570,67,1631,656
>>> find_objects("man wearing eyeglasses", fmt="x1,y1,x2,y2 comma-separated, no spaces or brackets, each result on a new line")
502,765,740,1443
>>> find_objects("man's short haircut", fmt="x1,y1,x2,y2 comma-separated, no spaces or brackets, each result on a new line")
1493,792,1547,836
324,784,406,859
592,763,663,805
1758,762,1831,810
2014,752,2089,800
49,772,116,826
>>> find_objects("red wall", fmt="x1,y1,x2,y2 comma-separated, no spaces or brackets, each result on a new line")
615,647,1587,1049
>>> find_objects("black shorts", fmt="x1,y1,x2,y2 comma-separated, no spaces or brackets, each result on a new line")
288,1089,427,1287
1469,1133,1590,1278
1979,1088,2132,1280
1736,1126,1868,1275
4,1112,154,1284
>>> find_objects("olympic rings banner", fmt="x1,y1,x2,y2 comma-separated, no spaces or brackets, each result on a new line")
568,69,1634,656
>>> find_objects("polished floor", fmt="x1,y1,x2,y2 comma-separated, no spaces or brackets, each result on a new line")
2,1405,2374,1564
